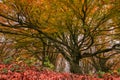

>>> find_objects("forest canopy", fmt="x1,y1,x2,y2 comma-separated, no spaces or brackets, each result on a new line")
0,0,120,73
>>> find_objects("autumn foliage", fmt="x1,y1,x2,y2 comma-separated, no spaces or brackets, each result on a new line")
0,62,120,80
0,0,120,75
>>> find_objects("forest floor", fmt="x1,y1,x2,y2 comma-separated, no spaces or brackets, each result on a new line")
0,63,120,80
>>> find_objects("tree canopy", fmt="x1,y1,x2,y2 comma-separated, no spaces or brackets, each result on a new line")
0,0,120,73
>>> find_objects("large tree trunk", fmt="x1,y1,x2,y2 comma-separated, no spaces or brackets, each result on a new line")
70,62,82,74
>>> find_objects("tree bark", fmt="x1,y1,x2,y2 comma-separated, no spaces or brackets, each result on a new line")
70,61,82,74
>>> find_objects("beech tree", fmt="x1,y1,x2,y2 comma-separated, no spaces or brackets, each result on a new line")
0,0,120,73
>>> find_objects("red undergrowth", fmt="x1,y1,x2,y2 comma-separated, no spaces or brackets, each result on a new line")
0,63,120,80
